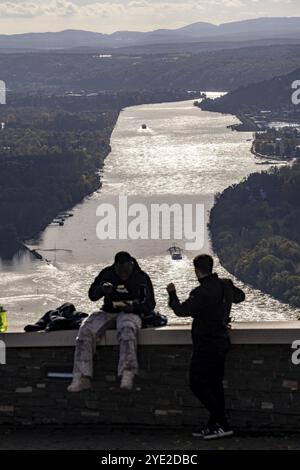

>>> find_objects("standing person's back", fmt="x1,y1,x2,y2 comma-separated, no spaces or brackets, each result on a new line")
167,254,245,440
188,273,244,352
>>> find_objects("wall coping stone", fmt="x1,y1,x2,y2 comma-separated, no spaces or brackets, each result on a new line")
1,321,300,348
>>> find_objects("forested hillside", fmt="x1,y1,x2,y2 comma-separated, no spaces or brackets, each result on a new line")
210,164,300,307
200,67,300,115
1,45,300,92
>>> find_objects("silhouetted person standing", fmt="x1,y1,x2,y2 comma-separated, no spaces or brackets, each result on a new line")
167,254,245,440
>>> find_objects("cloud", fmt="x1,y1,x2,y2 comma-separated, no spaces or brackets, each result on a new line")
0,1,208,23
0,1,78,18
0,0,297,20
0,0,299,33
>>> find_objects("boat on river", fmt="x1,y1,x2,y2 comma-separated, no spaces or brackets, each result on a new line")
58,212,73,218
51,219,64,226
168,245,183,260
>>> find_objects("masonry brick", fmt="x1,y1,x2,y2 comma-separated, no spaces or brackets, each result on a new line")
0,343,299,431
15,386,33,393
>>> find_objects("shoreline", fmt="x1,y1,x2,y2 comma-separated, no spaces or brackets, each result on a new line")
205,106,299,310
208,163,300,310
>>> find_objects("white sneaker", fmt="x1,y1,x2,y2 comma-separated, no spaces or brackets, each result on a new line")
67,376,91,393
120,371,135,390
203,424,234,440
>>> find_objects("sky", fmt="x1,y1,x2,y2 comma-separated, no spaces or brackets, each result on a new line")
0,0,299,35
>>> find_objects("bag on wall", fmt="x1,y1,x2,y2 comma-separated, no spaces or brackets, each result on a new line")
141,311,168,328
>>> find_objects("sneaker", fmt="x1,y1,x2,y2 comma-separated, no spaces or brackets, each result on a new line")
67,376,91,393
120,370,135,390
203,423,234,440
192,426,207,438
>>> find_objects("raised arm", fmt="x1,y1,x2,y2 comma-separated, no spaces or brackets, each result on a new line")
167,285,203,318
88,268,110,302
231,282,246,304
223,279,246,304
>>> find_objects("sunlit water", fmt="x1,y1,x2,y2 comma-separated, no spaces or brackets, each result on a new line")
1,94,299,330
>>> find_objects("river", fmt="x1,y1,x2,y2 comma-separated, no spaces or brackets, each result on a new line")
1,94,299,331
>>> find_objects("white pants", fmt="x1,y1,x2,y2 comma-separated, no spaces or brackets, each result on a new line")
72,311,142,378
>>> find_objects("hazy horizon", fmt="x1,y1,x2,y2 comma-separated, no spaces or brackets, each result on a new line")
0,1,300,35
2,15,300,36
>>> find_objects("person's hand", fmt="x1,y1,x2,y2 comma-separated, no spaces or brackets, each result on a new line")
166,283,176,294
102,282,114,295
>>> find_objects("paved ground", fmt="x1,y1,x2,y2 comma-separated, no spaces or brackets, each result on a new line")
0,428,299,450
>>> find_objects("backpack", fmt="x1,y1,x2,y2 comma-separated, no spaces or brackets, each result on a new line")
141,311,168,328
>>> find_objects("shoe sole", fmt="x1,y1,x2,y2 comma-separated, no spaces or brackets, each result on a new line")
203,431,234,440
192,432,204,438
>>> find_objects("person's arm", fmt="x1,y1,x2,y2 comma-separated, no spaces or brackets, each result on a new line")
144,273,156,312
167,284,203,318
229,280,246,304
88,269,111,302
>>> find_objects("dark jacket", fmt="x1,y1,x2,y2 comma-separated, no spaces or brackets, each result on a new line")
89,258,156,315
24,303,88,332
168,273,245,352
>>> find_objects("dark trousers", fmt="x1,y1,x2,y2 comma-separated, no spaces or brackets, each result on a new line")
189,349,228,426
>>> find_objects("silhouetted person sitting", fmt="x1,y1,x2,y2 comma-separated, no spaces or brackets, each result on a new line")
68,251,155,392
167,254,245,440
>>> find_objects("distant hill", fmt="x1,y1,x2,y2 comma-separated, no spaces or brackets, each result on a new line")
200,67,300,115
176,17,300,41
82,37,300,56
1,18,300,52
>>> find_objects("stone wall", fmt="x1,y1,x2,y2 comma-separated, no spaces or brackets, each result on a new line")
0,324,300,431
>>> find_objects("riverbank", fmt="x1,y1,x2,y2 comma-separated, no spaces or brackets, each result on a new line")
228,114,258,132
250,141,290,164
252,126,300,160
209,162,300,309
198,92,300,308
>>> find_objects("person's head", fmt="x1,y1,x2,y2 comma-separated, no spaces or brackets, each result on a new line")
193,254,214,280
114,251,135,280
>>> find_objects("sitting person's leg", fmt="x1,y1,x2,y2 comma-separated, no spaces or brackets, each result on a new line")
116,313,142,390
68,311,116,392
